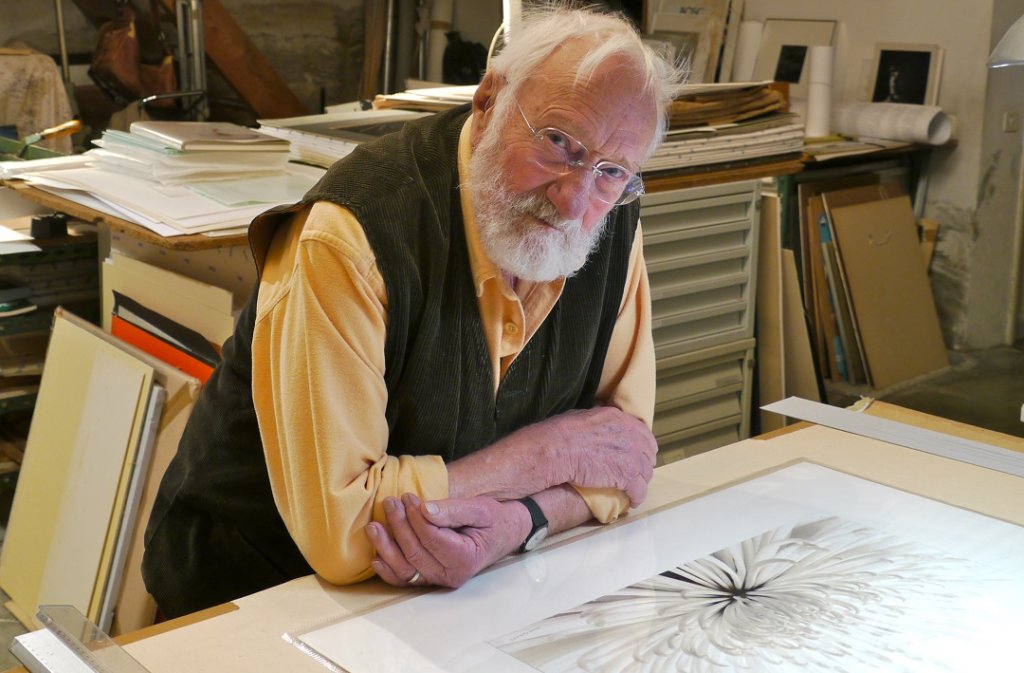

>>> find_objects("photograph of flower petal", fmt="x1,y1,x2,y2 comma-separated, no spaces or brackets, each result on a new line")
491,516,1008,673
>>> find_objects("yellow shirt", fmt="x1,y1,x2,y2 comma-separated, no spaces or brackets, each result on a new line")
251,119,655,585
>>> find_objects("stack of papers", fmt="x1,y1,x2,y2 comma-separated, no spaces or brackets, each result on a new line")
644,113,804,172
4,121,324,238
10,160,324,238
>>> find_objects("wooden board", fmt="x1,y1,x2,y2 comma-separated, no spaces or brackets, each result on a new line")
830,196,948,389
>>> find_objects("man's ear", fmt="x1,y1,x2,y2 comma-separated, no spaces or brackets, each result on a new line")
471,71,503,146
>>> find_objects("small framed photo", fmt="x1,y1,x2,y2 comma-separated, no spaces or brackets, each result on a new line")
869,43,944,106
752,19,837,99
647,0,731,83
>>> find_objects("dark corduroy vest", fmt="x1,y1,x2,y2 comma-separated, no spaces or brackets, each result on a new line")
142,105,638,616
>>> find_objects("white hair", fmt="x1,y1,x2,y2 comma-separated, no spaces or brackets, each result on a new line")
489,3,685,160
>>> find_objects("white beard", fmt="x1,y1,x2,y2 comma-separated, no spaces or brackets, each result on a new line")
467,117,608,283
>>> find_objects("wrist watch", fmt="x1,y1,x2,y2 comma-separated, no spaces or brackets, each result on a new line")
517,496,549,553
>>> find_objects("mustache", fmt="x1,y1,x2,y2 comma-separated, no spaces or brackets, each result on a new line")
508,193,581,232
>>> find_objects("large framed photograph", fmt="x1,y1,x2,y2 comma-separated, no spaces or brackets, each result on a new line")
869,43,944,105
752,18,837,99
646,0,731,84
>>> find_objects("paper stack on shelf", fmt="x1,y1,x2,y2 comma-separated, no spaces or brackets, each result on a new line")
644,112,804,172
258,109,428,168
642,81,803,173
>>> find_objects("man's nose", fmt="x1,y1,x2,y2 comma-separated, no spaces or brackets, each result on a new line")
546,169,592,222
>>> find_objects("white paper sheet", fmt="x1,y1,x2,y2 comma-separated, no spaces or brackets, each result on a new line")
290,463,1024,673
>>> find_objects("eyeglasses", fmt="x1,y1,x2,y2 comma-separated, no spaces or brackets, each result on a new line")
511,95,645,206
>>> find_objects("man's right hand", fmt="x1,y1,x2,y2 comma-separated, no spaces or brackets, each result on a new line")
446,405,657,507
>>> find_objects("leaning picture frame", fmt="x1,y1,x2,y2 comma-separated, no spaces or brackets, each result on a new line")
646,0,731,83
869,43,944,106
752,18,837,99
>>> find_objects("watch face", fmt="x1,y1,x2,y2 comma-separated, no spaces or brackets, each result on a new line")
523,524,549,552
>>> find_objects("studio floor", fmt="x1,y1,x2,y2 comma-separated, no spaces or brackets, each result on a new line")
0,343,1020,668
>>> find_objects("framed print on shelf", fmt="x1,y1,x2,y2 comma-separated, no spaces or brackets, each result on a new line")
752,18,837,99
869,43,944,106
646,0,731,83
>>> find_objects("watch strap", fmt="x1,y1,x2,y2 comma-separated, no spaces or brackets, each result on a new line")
517,496,548,554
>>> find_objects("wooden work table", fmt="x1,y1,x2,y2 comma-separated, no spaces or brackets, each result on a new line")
6,401,1020,673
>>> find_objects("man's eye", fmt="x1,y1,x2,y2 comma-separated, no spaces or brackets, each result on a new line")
599,164,628,181
543,129,571,151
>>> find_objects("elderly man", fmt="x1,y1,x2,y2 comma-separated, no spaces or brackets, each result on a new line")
143,5,681,617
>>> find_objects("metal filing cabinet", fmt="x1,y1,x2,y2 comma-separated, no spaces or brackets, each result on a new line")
641,180,760,463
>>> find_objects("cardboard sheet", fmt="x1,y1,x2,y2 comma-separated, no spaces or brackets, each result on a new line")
780,250,821,403
755,194,785,432
52,310,203,636
101,252,236,346
829,195,948,388
0,311,154,628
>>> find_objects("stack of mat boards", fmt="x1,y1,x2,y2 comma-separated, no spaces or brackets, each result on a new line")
0,309,201,636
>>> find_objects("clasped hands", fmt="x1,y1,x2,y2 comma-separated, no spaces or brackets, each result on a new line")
367,406,657,589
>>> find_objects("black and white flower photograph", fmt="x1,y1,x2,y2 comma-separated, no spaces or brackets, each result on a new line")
492,517,992,673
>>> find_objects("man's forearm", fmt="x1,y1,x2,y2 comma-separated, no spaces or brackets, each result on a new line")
531,484,594,536
446,406,657,506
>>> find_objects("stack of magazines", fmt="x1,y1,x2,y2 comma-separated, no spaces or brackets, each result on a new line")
643,82,805,173
89,121,291,183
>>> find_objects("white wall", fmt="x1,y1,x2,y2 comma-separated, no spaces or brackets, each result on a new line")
745,0,1024,348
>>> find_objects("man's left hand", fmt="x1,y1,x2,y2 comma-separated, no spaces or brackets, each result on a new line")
366,494,530,588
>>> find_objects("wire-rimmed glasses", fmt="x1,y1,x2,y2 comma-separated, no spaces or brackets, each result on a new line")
511,95,645,206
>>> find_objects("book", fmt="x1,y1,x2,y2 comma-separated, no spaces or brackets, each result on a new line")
128,121,290,152
111,315,215,385
112,291,220,372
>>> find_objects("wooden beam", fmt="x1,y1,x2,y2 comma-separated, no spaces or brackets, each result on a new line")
158,0,308,118
71,0,309,118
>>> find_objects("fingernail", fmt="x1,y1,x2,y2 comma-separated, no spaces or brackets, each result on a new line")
403,493,420,507
384,497,396,513
425,502,439,515
365,523,377,537
371,559,383,572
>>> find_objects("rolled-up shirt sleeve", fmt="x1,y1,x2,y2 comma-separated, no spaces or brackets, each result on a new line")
251,202,448,585
572,223,657,523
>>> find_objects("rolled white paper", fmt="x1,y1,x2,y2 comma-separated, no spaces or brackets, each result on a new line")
833,102,953,145
731,21,762,82
805,45,834,138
